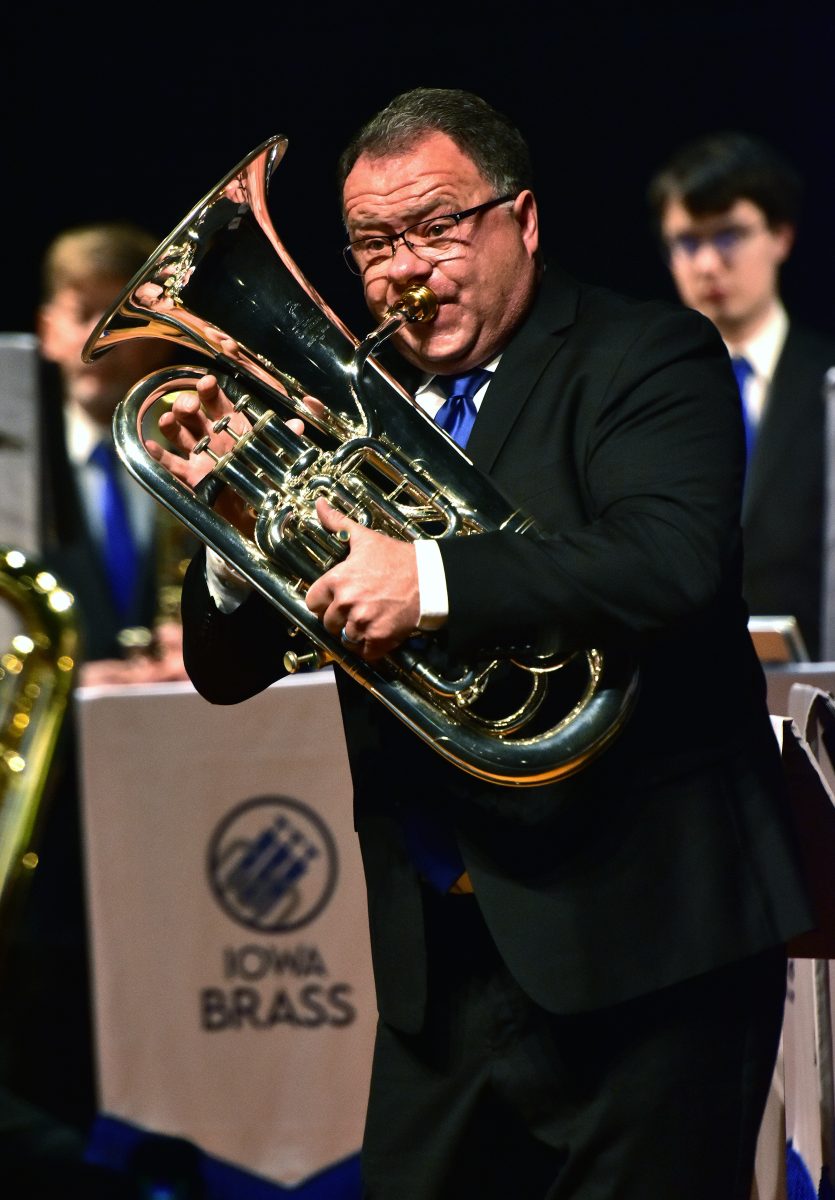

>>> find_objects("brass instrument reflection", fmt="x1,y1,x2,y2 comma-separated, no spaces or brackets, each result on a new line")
82,135,639,785
0,548,78,928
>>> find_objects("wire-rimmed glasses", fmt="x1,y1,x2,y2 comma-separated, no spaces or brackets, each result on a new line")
343,194,517,276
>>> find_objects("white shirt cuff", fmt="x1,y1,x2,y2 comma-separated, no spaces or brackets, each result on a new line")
206,542,448,627
206,548,251,614
414,539,449,630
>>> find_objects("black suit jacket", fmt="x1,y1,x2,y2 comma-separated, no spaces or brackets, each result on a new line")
741,322,835,659
37,362,160,661
181,267,812,1032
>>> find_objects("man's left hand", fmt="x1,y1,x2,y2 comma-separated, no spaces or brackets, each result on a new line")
305,496,420,659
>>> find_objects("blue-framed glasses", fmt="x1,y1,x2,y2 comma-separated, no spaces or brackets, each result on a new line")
665,222,767,261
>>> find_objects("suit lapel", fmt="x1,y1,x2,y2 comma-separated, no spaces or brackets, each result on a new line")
466,268,578,473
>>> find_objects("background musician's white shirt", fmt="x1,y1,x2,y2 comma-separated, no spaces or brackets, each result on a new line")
723,300,788,437
67,399,156,553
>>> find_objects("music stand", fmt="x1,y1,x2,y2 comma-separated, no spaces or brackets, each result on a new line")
748,615,810,664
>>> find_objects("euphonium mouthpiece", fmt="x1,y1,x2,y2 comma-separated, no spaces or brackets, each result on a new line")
386,285,439,324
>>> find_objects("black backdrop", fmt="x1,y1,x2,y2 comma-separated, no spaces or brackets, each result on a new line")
7,2,835,342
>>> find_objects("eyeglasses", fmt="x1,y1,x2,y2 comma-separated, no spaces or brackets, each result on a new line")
664,223,767,262
343,194,517,276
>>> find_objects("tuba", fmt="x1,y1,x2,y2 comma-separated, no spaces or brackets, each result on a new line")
82,135,638,787
0,549,78,922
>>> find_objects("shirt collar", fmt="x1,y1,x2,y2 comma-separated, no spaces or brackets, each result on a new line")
65,398,112,467
416,353,501,403
725,302,788,382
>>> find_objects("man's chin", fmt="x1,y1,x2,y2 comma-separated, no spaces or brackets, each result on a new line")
395,331,473,373
68,380,125,424
694,295,729,322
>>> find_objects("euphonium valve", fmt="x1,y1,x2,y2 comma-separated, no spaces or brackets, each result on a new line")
82,134,638,787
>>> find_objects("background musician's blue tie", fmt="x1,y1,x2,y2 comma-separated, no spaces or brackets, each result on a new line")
89,439,139,618
434,368,491,448
731,355,756,468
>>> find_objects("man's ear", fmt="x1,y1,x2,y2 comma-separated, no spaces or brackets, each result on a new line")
514,190,539,258
772,222,795,265
36,303,60,362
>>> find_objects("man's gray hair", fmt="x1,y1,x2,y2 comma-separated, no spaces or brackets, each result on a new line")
337,88,533,213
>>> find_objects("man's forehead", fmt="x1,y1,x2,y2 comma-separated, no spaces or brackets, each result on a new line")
663,196,765,231
343,133,486,225
51,275,128,305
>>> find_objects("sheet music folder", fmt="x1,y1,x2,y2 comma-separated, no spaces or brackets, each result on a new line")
749,616,810,664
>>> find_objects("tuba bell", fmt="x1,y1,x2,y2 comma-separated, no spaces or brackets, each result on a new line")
82,134,638,787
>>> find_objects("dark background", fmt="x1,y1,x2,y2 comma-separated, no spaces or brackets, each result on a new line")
6,2,835,342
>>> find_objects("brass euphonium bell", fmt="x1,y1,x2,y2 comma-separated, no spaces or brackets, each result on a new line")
82,134,638,787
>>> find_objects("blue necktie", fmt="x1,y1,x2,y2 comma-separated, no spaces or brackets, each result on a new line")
434,369,491,448
400,370,492,893
401,800,467,894
731,355,756,467
89,440,139,618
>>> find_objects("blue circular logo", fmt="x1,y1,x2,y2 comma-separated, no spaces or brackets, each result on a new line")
206,795,338,933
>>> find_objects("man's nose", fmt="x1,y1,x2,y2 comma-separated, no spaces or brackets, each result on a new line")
77,309,108,340
387,239,433,283
689,239,726,270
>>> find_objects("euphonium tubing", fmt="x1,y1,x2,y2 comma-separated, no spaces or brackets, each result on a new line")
83,135,639,787
0,549,78,916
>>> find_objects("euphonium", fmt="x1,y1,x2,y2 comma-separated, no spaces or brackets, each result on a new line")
82,135,638,787
0,549,77,921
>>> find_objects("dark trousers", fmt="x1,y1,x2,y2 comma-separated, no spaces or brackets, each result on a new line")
361,888,787,1199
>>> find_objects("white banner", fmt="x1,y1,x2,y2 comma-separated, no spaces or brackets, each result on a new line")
76,669,376,1188
753,700,835,1199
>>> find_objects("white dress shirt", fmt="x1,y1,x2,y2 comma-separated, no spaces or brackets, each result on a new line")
724,301,789,436
66,398,155,553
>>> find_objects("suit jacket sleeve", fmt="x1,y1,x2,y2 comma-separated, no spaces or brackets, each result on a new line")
181,547,293,704
438,282,746,661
